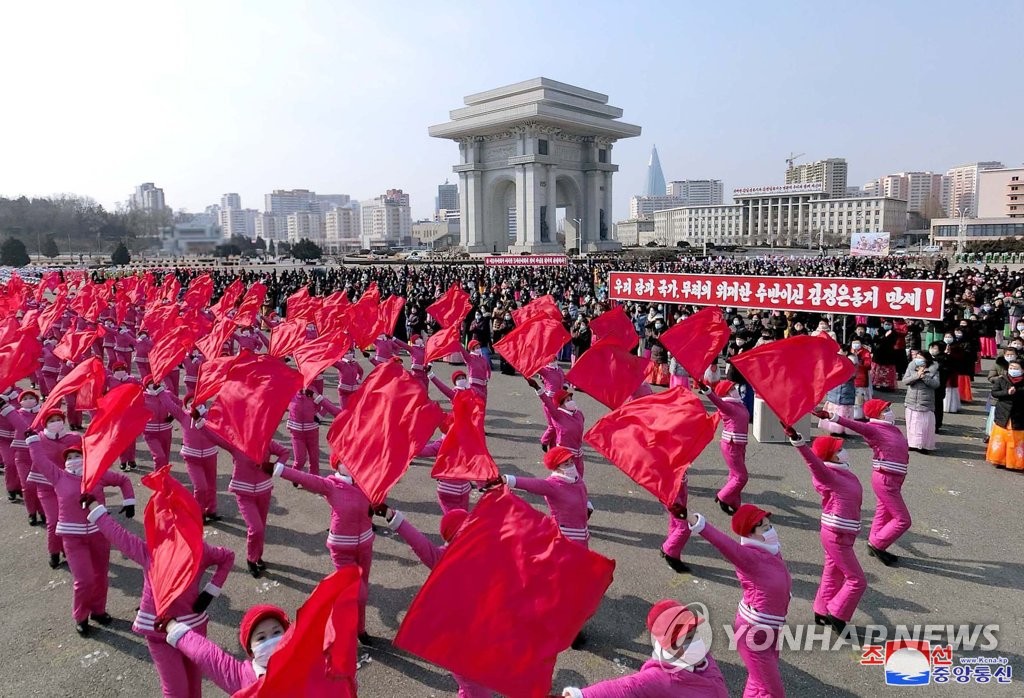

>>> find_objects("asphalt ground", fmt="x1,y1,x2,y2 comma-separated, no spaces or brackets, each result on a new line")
0,358,1020,697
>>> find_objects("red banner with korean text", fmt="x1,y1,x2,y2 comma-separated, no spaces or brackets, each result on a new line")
607,272,945,321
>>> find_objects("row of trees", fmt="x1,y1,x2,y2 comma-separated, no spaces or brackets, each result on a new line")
0,236,133,267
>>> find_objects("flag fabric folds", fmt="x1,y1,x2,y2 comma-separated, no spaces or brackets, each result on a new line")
82,384,152,493
394,488,615,697
493,317,570,378
658,306,731,380
511,295,562,326
431,390,499,482
293,330,352,390
195,318,235,361
53,327,103,363
565,340,650,410
729,334,856,426
233,282,268,327
588,304,638,351
269,318,309,359
585,387,719,507
141,466,204,617
426,284,470,328
32,357,106,428
376,295,406,337
0,331,43,393
148,325,197,383
192,354,241,406
423,324,462,366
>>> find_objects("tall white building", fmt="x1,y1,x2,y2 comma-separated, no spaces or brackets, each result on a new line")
255,213,289,242
219,208,258,240
265,189,319,216
286,212,324,243
325,206,361,252
130,183,166,212
359,189,411,248
943,162,1004,217
785,158,848,198
666,180,724,206
864,172,945,215
977,167,1024,219
630,195,687,219
221,193,241,210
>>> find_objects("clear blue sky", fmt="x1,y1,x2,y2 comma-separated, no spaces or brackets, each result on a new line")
1,1,1020,221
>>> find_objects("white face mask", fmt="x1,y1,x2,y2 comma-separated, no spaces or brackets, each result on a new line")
835,449,850,465
735,339,745,346
851,342,862,351
21,399,38,410
65,457,84,475
47,420,66,436
556,464,579,480
761,527,780,548
881,410,896,425
653,637,708,669
251,635,283,666
240,330,251,337
114,370,128,380
344,352,355,361
455,379,469,389
415,339,423,347
563,399,577,411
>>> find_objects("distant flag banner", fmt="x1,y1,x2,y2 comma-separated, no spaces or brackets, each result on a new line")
484,255,568,267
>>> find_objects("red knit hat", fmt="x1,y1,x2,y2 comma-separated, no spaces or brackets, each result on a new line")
62,446,83,460
467,339,480,351
647,600,703,648
731,503,771,537
812,435,844,463
409,333,421,344
439,509,469,542
543,445,575,470
552,388,572,406
238,605,290,655
19,389,40,402
451,370,467,383
862,399,891,420
41,408,65,423
112,361,128,372
712,380,736,398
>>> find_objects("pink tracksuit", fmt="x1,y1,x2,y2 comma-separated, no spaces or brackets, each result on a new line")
416,433,473,512
795,442,866,624
386,511,493,698
334,358,364,407
0,408,17,496
92,507,234,698
394,339,428,387
135,334,153,378
275,466,374,634
28,423,82,557
707,391,750,509
182,354,202,398
3,405,43,518
202,426,289,563
370,336,400,365
162,393,219,516
101,322,117,366
143,386,174,470
537,364,566,447
40,342,62,394
429,374,472,403
692,516,791,698
168,630,258,696
833,416,911,552
234,330,267,354
56,358,85,429
536,389,586,475
28,438,134,623
113,328,136,367
573,656,729,697
459,347,492,402
505,472,590,547
285,392,341,477
661,473,690,560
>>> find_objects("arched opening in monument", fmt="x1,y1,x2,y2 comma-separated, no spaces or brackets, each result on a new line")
487,178,516,254
555,175,582,249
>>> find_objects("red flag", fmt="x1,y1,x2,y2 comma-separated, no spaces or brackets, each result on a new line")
192,354,241,406
210,279,244,319
160,273,181,303
238,567,360,698
293,330,352,390
589,305,638,351
53,327,103,363
376,295,406,337
141,466,204,617
268,318,308,359
285,286,317,322
148,325,197,383
730,334,856,426
205,354,303,463
182,273,214,310
141,304,179,337
431,390,499,482
423,324,462,365
233,282,268,327
82,383,152,493
566,340,650,409
585,387,719,507
394,488,615,697
195,318,235,361
493,318,571,378
0,331,43,393
37,294,68,336
361,282,380,305
426,284,470,328
658,306,730,379
316,291,348,333
34,271,60,302
511,294,562,326
180,306,213,339
33,357,106,428
327,361,443,505
345,293,379,350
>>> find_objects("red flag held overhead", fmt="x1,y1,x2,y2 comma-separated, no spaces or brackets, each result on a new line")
566,340,650,409
431,390,499,482
588,305,638,351
493,317,570,378
82,383,152,493
423,324,462,365
511,294,562,326
33,357,106,428
141,466,204,617
426,284,470,328
658,306,731,380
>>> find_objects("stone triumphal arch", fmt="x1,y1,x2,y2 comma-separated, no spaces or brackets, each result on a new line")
429,77,641,254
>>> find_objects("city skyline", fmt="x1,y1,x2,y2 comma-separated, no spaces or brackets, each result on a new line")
1,1,1021,225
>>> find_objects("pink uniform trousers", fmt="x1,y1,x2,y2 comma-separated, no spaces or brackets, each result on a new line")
235,492,271,563
36,486,63,555
149,631,205,698
184,455,218,515
64,394,83,429
15,449,42,516
734,618,785,698
1,440,18,493
661,484,690,559
436,479,471,514
64,532,111,622
716,440,749,509
540,400,556,447
103,346,117,367
328,540,374,634
40,372,59,395
869,471,911,551
162,369,180,396
289,429,321,477
814,528,866,623
119,440,137,464
143,431,172,470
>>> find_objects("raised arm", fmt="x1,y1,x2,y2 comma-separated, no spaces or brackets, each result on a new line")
90,505,149,567
503,474,559,498
26,436,62,484
169,628,251,696
267,439,290,464
690,514,761,573
100,470,137,504
160,390,189,425
793,440,838,489
385,510,444,569
273,462,331,496
200,544,235,594
429,372,455,400
393,338,411,353
313,393,341,417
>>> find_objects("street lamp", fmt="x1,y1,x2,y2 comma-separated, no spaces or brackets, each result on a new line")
572,218,582,253
955,207,967,256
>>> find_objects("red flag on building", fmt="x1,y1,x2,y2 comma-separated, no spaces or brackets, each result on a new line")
423,324,462,365
511,294,562,326
566,340,650,409
33,357,106,428
432,390,499,482
493,317,570,378
585,387,719,507
82,383,152,493
658,306,730,380
148,325,197,383
394,488,615,697
205,354,303,463
426,284,470,328
0,331,43,393
730,334,855,426
327,361,443,505
588,305,638,351
293,330,352,390
141,466,204,617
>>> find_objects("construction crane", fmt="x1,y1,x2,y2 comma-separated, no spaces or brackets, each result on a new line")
786,152,805,170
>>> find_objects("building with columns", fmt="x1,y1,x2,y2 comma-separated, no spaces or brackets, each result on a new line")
429,77,641,254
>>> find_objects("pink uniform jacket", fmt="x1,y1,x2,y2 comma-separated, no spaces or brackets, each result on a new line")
536,390,585,455
505,473,590,545
459,347,492,389
429,374,472,402
394,339,426,372
161,393,218,458
334,359,365,402
91,508,234,638
200,425,290,496
143,387,174,434
286,393,340,432
795,443,863,535
371,336,400,364
573,657,729,698
170,630,258,695
834,416,909,475
275,466,373,551
537,364,566,395
706,391,750,443
28,426,83,490
388,512,446,569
